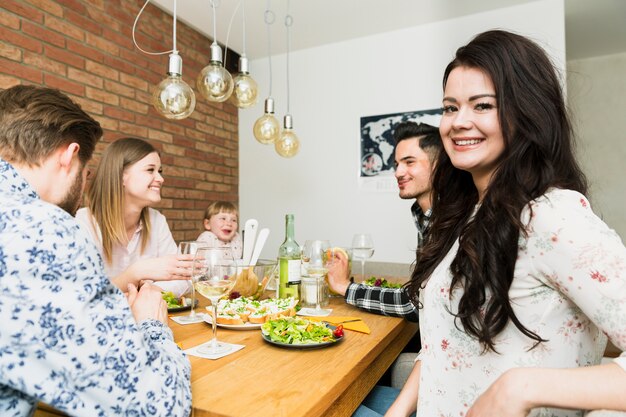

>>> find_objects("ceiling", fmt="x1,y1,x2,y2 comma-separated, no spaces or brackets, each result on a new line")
149,0,626,61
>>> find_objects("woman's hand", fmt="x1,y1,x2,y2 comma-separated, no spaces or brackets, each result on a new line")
466,368,532,417
326,250,351,296
126,282,168,324
131,254,195,281
112,254,195,291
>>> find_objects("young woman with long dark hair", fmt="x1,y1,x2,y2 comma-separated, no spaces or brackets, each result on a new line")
384,30,626,417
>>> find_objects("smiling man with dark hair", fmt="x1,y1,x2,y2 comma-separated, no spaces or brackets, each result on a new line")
328,121,442,320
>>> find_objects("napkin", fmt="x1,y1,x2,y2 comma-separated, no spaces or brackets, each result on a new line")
297,307,333,317
304,316,370,334
184,341,245,360
170,313,206,325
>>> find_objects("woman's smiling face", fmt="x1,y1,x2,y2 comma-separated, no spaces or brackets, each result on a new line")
439,66,505,197
122,151,163,208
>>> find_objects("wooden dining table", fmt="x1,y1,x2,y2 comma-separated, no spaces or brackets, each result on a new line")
173,293,419,417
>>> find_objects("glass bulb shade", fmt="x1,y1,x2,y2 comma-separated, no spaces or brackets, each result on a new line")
196,63,234,102
253,113,280,144
231,72,258,108
275,128,300,157
152,74,196,120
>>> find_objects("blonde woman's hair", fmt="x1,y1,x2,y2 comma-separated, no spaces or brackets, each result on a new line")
204,201,239,221
86,138,157,264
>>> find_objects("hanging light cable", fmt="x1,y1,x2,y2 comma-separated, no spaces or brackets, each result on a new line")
275,0,300,158
133,0,196,120
231,0,258,108
197,0,234,103
253,0,280,144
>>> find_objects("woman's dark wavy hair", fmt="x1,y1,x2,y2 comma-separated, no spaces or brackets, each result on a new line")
407,30,587,352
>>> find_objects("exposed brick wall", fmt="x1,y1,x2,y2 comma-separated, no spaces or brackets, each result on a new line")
0,0,239,242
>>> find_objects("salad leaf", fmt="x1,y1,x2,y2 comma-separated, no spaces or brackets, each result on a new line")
363,276,403,289
162,291,182,308
261,317,336,345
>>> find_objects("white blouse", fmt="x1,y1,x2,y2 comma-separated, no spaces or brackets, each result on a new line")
416,189,626,417
76,207,189,296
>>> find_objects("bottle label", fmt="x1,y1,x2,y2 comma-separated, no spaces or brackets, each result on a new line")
278,258,301,299
286,259,301,283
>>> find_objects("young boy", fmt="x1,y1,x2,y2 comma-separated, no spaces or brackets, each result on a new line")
197,201,243,260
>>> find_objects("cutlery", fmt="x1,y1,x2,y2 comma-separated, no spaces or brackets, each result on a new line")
249,228,269,266
323,319,362,325
242,219,258,264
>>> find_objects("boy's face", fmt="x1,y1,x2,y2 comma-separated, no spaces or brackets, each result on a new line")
204,211,238,242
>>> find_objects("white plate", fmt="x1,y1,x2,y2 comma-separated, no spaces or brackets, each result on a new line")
203,314,263,330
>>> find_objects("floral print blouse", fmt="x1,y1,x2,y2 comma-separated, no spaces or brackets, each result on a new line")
416,188,626,417
0,159,191,416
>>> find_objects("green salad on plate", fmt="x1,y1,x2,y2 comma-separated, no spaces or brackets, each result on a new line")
261,317,336,345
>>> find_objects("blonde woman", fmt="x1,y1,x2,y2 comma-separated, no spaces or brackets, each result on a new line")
76,137,192,295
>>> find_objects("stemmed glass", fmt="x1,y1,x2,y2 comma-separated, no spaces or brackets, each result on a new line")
352,234,375,280
193,247,238,355
301,240,331,316
176,241,205,323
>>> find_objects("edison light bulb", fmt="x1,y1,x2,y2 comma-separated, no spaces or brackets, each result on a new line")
253,98,280,144
275,114,300,158
231,56,258,108
197,43,234,103
152,53,195,120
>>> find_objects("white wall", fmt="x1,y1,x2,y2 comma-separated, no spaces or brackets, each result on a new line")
568,52,626,240
239,0,566,263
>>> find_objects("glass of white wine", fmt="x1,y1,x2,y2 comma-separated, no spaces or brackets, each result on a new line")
193,247,237,355
351,233,375,280
176,241,206,323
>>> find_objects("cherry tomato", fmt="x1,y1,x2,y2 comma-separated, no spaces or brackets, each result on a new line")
333,325,344,338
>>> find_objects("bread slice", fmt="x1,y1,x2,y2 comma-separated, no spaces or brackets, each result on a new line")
248,311,269,324
216,313,245,326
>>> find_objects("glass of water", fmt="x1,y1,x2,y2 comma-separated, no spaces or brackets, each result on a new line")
351,234,374,280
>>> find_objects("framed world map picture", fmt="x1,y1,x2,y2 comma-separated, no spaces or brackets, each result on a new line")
358,108,442,191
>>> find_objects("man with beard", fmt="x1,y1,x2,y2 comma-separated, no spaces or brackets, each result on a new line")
328,121,442,320
0,85,191,417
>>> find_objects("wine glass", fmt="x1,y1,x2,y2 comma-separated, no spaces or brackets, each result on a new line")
351,234,375,280
176,241,206,323
301,240,331,315
193,247,238,355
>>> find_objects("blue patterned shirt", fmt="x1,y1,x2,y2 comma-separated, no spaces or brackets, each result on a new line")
0,158,191,417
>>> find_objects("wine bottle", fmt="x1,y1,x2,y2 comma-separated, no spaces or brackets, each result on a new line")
278,214,301,299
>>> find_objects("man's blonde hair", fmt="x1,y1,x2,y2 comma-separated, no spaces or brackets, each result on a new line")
0,85,102,166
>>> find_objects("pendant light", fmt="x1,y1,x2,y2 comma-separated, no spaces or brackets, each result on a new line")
197,0,234,103
134,0,195,120
231,0,258,108
253,0,280,145
275,1,300,158
275,113,299,157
